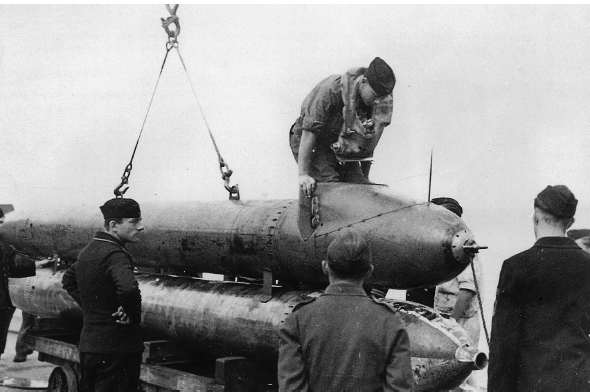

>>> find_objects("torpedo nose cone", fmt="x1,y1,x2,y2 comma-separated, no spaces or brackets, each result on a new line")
451,229,488,264
451,229,474,264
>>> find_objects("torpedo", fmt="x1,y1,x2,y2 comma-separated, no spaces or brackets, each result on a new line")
9,267,487,390
0,182,484,290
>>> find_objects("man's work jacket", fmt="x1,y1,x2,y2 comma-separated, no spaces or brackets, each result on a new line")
278,282,414,391
62,231,143,354
289,67,393,162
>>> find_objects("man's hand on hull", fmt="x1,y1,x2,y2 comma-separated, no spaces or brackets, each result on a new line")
299,174,316,198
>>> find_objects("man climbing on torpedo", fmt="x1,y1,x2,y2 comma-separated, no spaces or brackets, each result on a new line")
289,57,396,198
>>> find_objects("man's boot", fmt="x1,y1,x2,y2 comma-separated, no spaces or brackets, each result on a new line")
13,353,27,362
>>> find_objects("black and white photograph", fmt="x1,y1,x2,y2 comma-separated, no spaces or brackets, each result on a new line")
1,4,590,391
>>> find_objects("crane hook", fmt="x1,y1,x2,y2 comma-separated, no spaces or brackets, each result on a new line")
161,4,180,44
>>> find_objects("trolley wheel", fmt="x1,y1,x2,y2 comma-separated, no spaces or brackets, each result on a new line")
47,365,78,392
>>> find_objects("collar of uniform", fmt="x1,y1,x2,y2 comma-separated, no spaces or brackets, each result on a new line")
93,231,126,249
324,282,368,297
533,236,579,249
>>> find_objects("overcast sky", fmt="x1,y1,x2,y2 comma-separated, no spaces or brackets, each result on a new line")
2,5,590,348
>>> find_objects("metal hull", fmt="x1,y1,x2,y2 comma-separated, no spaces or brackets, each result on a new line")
9,268,487,389
0,183,476,289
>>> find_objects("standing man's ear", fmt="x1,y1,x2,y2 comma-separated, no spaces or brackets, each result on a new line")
108,220,119,232
321,260,329,276
567,217,575,230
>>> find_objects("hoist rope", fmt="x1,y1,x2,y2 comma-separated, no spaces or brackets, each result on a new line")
173,46,239,199
174,48,222,166
114,44,174,197
471,260,490,346
115,5,238,199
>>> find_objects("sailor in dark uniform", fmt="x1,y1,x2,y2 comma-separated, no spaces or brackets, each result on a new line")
62,198,144,391
489,185,590,391
277,227,414,391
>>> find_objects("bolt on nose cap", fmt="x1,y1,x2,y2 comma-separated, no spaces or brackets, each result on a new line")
451,230,476,264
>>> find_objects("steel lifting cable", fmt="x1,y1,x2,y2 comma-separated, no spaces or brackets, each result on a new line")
161,4,239,200
471,260,490,346
115,4,239,200
114,43,174,197
171,45,240,200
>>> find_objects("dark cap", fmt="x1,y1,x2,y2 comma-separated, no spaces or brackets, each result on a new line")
365,57,395,96
327,228,372,275
431,197,463,217
567,229,590,240
100,198,141,220
534,185,577,219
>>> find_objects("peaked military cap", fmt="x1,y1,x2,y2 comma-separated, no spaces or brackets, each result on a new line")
431,197,463,217
100,198,141,220
534,185,577,219
567,229,590,240
327,228,372,275
365,57,395,96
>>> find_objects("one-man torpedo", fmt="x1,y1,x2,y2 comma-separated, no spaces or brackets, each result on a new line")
62,198,145,392
289,57,396,197
277,228,414,391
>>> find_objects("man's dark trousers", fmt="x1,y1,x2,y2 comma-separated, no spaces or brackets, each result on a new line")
0,307,15,356
80,352,142,392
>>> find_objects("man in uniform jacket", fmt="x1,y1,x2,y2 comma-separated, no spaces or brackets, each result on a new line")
277,228,414,391
489,185,590,391
290,57,396,198
62,198,144,392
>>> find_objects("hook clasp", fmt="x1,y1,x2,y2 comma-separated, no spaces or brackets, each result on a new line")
219,160,240,200
114,163,132,198
161,4,180,43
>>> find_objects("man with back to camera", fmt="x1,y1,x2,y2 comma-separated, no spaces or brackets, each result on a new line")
277,227,414,391
62,198,144,391
488,185,590,391
289,57,396,198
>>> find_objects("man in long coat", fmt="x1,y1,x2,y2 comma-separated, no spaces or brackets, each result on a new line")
489,185,590,391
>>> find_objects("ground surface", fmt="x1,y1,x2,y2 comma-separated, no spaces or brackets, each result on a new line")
0,310,54,391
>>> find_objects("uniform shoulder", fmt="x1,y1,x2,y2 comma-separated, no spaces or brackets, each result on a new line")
291,296,317,313
574,248,590,264
313,74,342,94
371,297,399,315
80,239,130,266
503,248,531,265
